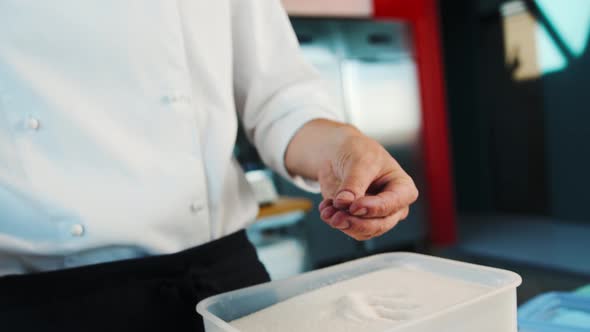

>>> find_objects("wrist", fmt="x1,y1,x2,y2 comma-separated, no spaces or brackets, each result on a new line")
285,119,362,180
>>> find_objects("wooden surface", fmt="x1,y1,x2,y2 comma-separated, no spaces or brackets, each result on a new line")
257,197,313,219
282,0,372,17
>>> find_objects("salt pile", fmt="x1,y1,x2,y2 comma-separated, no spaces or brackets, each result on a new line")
231,267,490,332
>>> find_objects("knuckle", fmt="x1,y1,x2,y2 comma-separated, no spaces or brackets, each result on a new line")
401,208,410,220
375,200,388,216
381,192,399,212
370,207,383,218
411,186,419,202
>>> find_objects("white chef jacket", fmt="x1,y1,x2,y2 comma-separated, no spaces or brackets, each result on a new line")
0,0,340,275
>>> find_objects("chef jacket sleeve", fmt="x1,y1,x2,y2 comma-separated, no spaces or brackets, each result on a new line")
230,0,343,192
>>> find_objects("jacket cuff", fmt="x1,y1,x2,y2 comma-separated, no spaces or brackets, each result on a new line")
260,107,339,193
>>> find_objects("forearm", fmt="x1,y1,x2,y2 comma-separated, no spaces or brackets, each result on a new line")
284,119,362,180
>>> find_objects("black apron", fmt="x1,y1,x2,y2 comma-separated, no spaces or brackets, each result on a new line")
0,230,270,332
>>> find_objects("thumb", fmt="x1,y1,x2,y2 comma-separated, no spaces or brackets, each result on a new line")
333,162,378,209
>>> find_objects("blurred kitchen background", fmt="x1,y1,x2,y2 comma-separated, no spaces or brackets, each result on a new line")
237,0,590,313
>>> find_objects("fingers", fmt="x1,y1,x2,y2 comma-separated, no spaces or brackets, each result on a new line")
349,177,418,218
333,160,380,210
319,206,410,241
326,210,351,230
320,205,338,221
318,199,332,211
341,211,403,241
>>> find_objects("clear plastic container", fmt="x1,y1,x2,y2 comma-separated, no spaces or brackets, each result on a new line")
196,252,521,332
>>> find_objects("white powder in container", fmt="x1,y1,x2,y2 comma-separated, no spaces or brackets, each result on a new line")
230,267,491,332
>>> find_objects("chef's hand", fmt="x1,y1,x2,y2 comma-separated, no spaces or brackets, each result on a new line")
285,119,419,241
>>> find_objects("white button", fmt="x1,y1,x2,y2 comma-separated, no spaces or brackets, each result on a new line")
162,93,192,105
70,224,85,237
27,117,40,130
